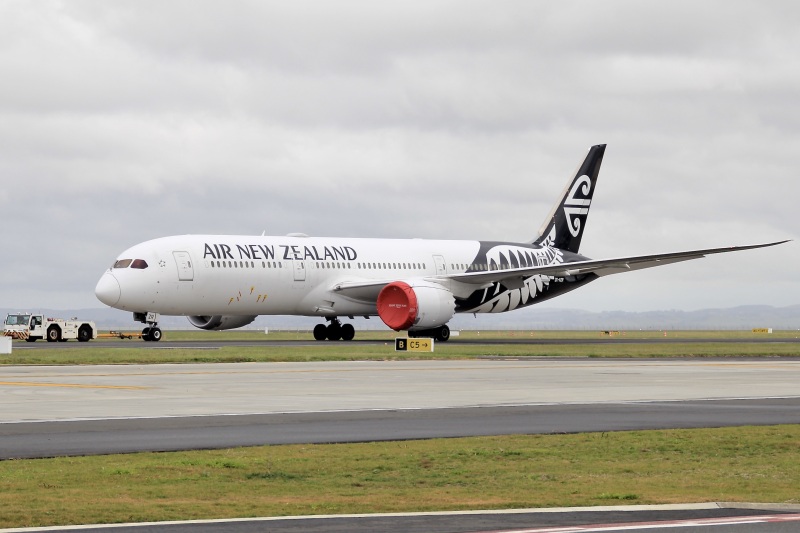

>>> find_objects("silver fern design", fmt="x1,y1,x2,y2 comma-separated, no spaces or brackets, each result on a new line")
464,244,564,313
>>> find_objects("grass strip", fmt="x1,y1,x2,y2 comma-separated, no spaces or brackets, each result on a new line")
4,329,800,365
3,342,800,365
1,425,798,528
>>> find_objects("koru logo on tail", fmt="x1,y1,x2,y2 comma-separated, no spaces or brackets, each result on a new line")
563,175,592,237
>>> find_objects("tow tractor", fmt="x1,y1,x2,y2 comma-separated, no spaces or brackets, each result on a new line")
3,313,97,342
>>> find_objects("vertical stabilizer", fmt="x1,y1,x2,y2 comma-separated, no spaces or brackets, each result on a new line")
533,144,605,253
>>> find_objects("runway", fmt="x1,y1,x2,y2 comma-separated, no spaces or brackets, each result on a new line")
2,398,800,459
1,359,799,458
5,506,800,533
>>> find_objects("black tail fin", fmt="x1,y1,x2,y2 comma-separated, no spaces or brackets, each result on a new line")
533,144,606,253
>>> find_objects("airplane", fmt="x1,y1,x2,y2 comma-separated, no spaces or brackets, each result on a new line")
95,144,787,342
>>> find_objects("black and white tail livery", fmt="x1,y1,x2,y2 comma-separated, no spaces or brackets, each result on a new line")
534,144,605,253
96,144,788,343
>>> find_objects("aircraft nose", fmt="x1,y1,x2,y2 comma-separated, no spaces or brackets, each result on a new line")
95,272,121,307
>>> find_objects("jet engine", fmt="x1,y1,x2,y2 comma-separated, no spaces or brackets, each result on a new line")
377,281,455,331
187,315,257,331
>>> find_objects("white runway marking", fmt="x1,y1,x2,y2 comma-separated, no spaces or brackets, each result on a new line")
494,513,800,532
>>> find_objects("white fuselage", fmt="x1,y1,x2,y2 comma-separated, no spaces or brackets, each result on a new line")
96,234,485,317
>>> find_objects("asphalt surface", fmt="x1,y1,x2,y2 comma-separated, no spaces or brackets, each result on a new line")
2,398,800,459
2,346,800,533
4,507,800,533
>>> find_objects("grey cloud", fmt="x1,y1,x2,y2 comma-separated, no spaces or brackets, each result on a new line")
0,0,796,312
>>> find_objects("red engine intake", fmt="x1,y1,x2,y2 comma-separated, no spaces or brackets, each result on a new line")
377,281,455,331
377,281,418,331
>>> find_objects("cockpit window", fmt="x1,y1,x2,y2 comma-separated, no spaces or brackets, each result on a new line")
113,258,148,269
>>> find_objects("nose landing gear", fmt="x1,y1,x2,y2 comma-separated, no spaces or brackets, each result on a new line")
134,312,162,342
142,326,162,342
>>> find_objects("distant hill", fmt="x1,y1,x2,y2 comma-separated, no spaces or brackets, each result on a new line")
2,305,798,332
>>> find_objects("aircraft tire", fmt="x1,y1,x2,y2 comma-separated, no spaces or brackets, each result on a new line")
341,323,355,341
150,327,162,342
142,327,152,342
436,325,450,342
313,324,327,341
326,323,342,341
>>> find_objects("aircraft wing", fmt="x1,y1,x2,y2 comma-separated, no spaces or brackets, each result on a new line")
331,240,788,301
449,240,789,285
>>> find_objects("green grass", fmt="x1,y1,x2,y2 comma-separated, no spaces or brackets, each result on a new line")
5,329,800,365
1,426,798,528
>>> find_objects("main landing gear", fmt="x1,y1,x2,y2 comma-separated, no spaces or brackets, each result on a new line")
313,318,355,341
409,324,451,342
312,318,451,343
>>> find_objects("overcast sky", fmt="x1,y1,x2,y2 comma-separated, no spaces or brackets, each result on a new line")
0,0,797,319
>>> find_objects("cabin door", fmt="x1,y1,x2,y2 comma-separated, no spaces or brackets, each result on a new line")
293,259,306,282
433,254,447,276
173,251,194,281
